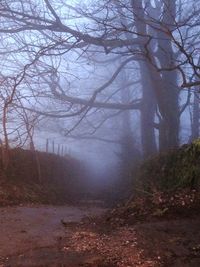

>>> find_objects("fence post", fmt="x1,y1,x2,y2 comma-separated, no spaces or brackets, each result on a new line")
52,140,55,154
46,139,49,153
57,144,60,155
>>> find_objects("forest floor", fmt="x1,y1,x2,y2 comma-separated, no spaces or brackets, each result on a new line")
0,202,199,267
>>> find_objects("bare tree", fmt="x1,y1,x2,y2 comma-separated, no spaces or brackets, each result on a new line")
0,0,199,160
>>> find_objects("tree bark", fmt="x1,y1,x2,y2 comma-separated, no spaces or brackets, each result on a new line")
191,92,200,141
140,62,157,158
155,0,179,150
131,0,157,158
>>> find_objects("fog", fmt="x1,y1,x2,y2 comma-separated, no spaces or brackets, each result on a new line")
0,0,199,196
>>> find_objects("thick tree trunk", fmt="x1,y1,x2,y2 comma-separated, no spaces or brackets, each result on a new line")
131,0,157,158
120,68,136,159
135,0,179,151
191,93,200,141
156,72,179,151
155,0,179,150
140,63,157,158
117,70,142,197
147,63,179,151
131,0,179,153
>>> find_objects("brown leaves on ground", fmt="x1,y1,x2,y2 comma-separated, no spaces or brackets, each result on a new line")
60,212,200,267
65,225,158,267
105,189,200,226
59,189,200,267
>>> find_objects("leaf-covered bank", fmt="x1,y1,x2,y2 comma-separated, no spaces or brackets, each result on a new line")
0,148,84,206
135,139,200,192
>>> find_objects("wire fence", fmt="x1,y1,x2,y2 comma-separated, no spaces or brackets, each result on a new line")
36,139,71,157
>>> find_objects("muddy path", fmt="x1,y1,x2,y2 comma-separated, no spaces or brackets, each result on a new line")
0,205,199,267
0,205,106,266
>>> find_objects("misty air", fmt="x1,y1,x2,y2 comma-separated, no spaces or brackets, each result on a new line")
0,0,199,266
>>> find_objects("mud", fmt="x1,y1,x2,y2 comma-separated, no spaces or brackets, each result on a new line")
0,205,199,267
0,205,106,266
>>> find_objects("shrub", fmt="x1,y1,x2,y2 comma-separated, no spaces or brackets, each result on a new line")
134,139,200,192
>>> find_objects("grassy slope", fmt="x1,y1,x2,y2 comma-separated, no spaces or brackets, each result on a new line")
0,148,84,206
109,140,200,222
134,139,200,192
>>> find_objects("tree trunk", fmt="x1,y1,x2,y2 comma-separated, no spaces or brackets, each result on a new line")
131,0,157,158
2,104,10,171
155,0,179,151
140,62,157,158
191,92,200,141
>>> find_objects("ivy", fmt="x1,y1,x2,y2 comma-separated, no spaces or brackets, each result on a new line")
134,139,200,192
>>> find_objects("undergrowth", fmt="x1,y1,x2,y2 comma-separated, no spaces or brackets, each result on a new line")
134,139,200,193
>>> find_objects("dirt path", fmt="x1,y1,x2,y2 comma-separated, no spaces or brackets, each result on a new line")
0,205,199,267
0,205,106,266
